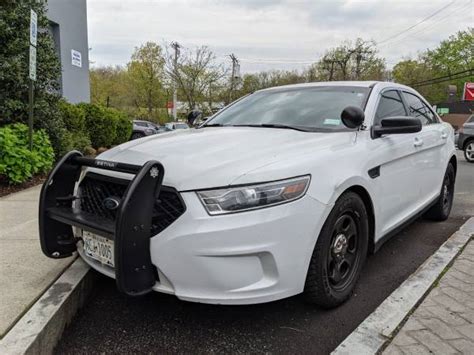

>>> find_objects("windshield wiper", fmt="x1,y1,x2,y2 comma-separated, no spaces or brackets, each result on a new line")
200,123,225,128
231,123,312,132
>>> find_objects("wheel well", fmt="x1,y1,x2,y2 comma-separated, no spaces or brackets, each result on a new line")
345,185,376,254
449,154,457,177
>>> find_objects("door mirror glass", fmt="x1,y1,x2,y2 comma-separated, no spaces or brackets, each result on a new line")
372,117,422,138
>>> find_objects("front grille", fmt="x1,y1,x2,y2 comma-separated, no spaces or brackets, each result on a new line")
78,173,186,235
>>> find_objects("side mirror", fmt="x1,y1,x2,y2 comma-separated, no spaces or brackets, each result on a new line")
372,117,422,138
341,106,365,129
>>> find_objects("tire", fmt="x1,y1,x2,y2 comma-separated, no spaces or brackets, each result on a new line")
304,192,369,308
131,132,144,140
464,140,474,163
424,163,455,221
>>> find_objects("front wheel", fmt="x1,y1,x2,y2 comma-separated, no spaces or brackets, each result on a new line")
464,141,474,163
304,192,368,308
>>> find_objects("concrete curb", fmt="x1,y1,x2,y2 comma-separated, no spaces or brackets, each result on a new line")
0,258,93,355
332,217,474,355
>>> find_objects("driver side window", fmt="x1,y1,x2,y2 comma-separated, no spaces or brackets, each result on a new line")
374,90,407,125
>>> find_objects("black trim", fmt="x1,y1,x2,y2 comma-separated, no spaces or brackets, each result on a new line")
373,198,437,252
368,166,380,179
39,152,165,296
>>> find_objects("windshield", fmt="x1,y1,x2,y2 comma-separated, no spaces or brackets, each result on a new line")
205,86,370,132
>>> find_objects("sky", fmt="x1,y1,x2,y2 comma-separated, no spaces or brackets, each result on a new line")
86,0,473,73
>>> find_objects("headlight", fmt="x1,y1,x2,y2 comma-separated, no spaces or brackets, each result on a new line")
196,175,310,215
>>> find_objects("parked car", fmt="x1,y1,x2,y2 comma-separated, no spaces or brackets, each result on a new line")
165,121,189,130
131,120,159,139
39,82,456,308
457,114,474,163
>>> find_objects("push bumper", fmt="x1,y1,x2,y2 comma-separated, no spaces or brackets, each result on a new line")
39,151,165,296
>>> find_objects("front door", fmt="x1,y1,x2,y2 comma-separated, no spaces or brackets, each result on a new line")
367,89,424,237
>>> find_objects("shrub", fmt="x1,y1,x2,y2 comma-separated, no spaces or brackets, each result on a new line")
112,110,133,145
58,101,91,153
0,123,54,184
79,103,117,148
59,100,86,132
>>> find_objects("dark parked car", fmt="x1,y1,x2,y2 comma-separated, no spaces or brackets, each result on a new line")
131,120,161,140
458,115,474,163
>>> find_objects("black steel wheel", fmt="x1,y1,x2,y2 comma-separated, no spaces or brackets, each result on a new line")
327,213,360,291
304,191,368,308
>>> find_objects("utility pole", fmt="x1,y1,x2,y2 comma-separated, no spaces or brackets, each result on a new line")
228,53,239,103
171,42,180,120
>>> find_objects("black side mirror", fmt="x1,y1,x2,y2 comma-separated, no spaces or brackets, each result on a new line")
341,106,365,129
372,117,422,138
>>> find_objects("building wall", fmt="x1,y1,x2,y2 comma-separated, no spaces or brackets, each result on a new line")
47,0,90,103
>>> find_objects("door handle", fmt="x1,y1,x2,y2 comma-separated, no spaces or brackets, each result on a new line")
414,137,424,147
441,132,448,139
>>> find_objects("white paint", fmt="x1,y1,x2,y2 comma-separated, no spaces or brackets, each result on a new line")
29,9,37,47
332,217,474,355
71,49,82,67
29,45,36,81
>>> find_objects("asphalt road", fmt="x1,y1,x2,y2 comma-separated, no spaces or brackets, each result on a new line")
56,152,473,355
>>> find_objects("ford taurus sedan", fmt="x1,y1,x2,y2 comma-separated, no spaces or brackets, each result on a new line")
39,81,456,308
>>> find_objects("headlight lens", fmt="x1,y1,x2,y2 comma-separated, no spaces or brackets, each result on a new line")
196,175,310,215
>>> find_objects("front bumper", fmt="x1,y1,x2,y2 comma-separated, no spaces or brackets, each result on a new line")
78,193,329,304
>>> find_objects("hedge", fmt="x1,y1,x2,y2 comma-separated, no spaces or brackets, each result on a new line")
78,103,132,148
0,123,54,184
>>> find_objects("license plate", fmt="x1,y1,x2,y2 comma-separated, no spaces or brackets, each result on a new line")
83,231,114,267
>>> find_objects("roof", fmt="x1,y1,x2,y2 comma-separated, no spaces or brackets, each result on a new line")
257,81,414,92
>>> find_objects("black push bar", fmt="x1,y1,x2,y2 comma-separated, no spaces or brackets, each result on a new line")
39,151,165,296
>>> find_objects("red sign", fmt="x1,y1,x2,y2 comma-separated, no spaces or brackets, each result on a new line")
463,82,474,101
166,101,174,109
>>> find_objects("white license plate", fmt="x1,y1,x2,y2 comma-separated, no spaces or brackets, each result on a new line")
83,231,114,267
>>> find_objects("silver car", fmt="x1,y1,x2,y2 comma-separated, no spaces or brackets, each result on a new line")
458,115,474,163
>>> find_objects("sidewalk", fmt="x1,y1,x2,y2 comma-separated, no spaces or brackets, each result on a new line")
0,185,74,338
384,239,474,355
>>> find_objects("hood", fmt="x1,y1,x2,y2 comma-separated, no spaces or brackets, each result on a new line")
96,127,353,191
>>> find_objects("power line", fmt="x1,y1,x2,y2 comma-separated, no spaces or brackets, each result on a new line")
410,68,473,87
379,1,472,48
377,1,457,45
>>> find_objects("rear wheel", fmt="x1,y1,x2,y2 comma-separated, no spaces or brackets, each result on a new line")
131,132,144,140
424,163,455,221
464,141,474,163
304,192,368,308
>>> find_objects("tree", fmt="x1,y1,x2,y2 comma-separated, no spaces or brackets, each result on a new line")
392,28,473,103
167,46,227,111
127,42,166,117
90,65,130,108
0,0,68,156
313,39,386,81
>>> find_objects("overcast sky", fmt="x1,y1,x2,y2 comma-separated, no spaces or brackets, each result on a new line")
86,0,473,73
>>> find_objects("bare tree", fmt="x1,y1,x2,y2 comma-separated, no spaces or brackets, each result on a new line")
166,45,227,111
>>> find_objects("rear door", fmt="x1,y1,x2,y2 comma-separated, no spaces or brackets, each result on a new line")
401,91,447,202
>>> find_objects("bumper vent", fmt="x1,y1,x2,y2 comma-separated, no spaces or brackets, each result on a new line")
79,173,185,235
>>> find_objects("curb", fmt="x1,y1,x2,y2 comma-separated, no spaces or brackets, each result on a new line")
332,217,474,355
0,258,93,355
